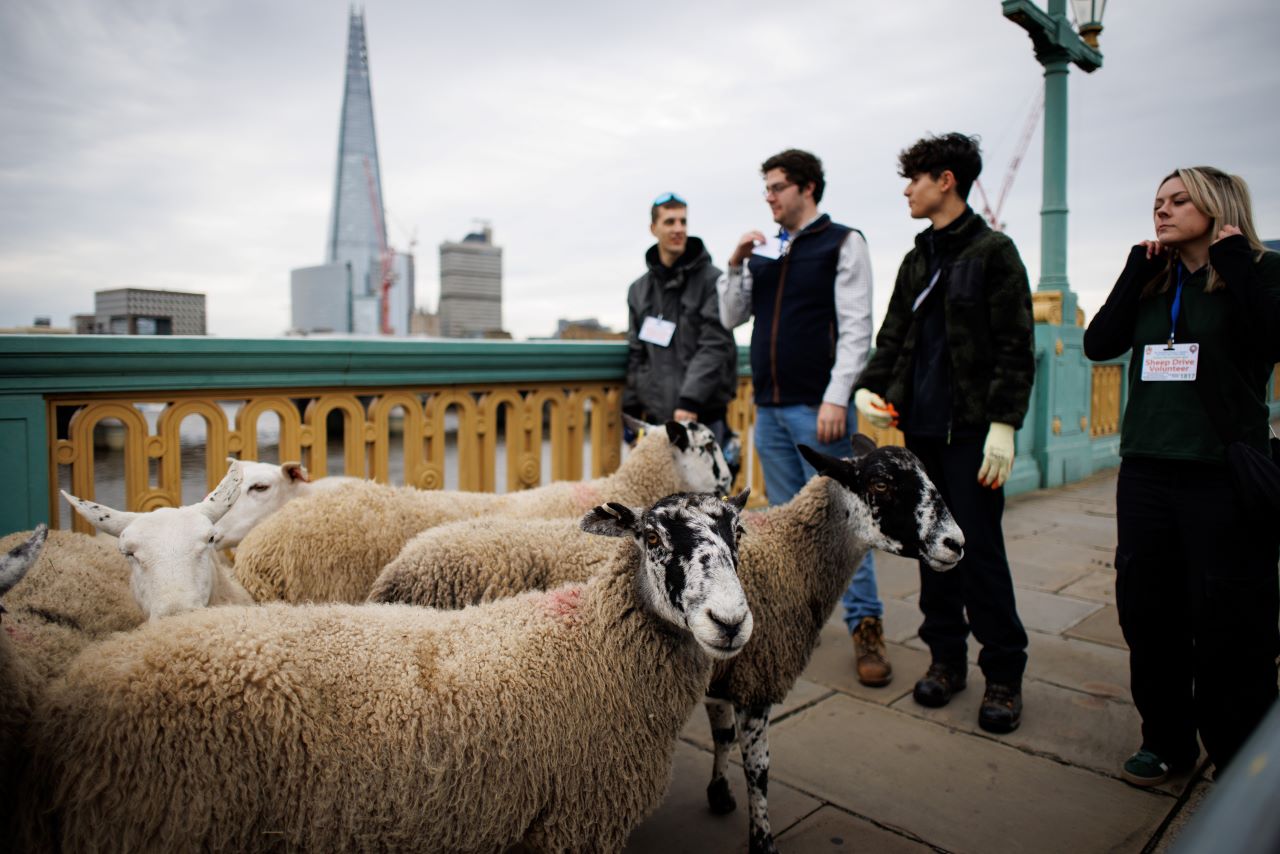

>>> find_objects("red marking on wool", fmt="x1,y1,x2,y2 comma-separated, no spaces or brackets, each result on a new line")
542,586,583,619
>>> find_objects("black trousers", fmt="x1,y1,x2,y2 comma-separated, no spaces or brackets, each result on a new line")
1115,457,1280,771
907,435,1029,683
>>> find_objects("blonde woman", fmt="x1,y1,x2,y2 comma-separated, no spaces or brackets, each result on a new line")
1084,166,1280,786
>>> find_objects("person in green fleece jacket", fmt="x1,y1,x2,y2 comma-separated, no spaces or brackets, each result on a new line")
855,132,1035,735
1084,166,1280,788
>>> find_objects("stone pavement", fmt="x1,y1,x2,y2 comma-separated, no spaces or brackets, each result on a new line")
624,466,1216,854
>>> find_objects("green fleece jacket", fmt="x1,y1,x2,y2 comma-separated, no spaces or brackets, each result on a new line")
857,211,1036,432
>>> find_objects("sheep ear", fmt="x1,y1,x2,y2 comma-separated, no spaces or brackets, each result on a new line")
197,464,243,523
664,420,690,451
0,523,47,597
282,462,311,484
850,433,878,458
581,502,641,537
797,444,858,481
622,412,656,438
725,487,751,513
63,491,139,537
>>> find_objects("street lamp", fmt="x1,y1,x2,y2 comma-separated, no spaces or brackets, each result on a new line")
1002,0,1105,327
1070,0,1106,47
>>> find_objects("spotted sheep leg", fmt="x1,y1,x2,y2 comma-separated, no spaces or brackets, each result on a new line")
736,703,777,854
704,698,738,814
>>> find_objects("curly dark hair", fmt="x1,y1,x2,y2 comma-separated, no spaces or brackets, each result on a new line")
761,149,825,203
897,133,983,201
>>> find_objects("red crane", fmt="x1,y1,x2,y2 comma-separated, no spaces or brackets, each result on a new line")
974,91,1044,233
362,155,395,335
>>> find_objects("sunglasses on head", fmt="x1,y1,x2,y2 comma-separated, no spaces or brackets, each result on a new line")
652,192,687,206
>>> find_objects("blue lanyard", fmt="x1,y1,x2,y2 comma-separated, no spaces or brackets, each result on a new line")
1167,262,1185,347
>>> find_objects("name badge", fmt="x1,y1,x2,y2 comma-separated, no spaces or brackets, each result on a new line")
639,316,676,347
1141,343,1199,382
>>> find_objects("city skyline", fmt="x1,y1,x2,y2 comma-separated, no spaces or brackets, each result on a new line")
2,0,1278,341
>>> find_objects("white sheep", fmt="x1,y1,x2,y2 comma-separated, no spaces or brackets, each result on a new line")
62,464,252,620
370,436,965,854
19,491,754,852
234,417,732,604
213,458,358,549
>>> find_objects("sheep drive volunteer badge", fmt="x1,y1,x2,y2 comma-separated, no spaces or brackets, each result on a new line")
1141,343,1198,382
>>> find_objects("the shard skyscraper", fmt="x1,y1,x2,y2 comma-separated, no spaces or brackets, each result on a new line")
291,8,413,336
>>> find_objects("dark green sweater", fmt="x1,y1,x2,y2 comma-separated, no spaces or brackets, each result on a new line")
1084,236,1280,463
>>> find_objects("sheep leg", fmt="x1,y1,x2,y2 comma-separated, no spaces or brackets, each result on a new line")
704,698,738,814
736,703,778,854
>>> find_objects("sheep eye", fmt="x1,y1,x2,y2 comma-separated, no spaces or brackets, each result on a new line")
645,531,660,547
249,483,270,493
870,481,890,494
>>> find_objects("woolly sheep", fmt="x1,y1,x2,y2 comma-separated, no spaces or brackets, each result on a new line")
370,436,965,854
19,491,754,852
62,464,252,620
1,525,47,805
234,418,732,604
213,458,359,549
0,525,145,817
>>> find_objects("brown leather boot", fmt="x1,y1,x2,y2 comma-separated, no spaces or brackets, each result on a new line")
851,616,892,687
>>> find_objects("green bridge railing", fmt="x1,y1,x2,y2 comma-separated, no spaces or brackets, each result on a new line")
2,333,1274,537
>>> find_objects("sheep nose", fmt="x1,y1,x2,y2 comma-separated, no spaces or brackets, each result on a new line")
709,610,745,642
943,536,963,554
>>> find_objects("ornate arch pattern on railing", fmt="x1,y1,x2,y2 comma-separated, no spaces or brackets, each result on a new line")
48,381,641,535
1089,364,1124,438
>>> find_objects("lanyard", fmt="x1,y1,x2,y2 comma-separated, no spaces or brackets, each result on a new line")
1167,262,1185,348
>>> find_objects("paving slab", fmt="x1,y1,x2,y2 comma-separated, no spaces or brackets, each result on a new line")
625,739,823,854
774,805,935,853
1012,585,1104,634
1005,537,1107,591
1024,630,1132,700
1151,774,1216,853
871,551,922,600
900,628,1132,701
802,617,929,706
766,694,1172,854
681,678,834,749
1058,568,1117,604
888,669,1161,784
1065,604,1128,649
879,596,923,644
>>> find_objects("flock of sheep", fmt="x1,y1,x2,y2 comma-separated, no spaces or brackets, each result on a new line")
0,417,964,853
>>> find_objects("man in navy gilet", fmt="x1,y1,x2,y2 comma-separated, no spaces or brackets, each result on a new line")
718,148,890,687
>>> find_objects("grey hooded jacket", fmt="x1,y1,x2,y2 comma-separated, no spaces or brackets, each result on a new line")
623,237,738,423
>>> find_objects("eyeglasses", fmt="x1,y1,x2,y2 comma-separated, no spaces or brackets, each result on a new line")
652,192,687,206
763,181,794,198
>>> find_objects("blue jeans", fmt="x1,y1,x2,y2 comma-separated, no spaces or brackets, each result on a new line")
753,404,881,630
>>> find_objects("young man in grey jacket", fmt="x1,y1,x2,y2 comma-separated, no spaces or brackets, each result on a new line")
624,192,738,446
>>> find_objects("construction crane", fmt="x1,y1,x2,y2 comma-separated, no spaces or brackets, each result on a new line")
362,155,396,335
973,90,1044,232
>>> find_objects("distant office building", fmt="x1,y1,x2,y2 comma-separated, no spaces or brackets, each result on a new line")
410,307,441,337
439,225,504,338
84,288,206,335
555,318,625,340
0,317,70,335
290,9,415,336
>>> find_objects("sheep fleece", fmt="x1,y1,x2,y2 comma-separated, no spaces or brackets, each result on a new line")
374,476,865,709
234,426,689,604
22,561,709,852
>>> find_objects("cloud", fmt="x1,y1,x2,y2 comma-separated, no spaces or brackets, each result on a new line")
2,0,1279,339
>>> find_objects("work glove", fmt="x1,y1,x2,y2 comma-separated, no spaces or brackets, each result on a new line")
853,388,895,429
977,422,1016,489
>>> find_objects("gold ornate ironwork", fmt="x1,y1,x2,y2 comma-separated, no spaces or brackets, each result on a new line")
1089,364,1124,437
48,380,775,534
49,383,632,533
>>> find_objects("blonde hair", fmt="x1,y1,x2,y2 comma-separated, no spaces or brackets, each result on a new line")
1146,166,1266,296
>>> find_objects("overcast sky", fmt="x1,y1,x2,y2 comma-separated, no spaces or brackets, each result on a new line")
2,0,1278,341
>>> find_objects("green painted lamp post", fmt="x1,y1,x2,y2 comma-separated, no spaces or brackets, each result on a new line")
1002,0,1105,323
1001,0,1110,488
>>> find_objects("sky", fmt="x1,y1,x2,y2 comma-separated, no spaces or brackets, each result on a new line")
2,0,1279,342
